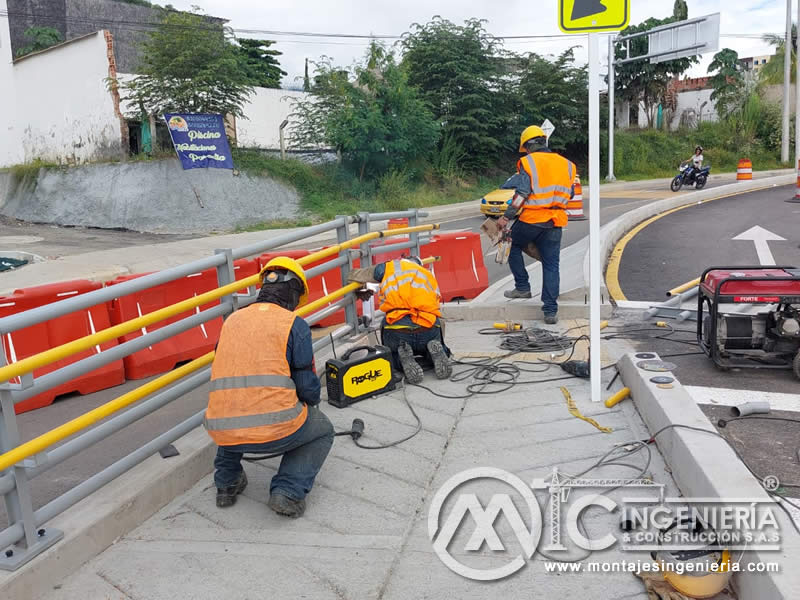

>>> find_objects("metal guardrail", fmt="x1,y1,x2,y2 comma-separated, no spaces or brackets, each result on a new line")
0,209,436,569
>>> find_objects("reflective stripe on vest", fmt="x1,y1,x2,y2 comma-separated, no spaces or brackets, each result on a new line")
520,154,574,208
518,153,575,228
379,259,442,328
204,303,308,446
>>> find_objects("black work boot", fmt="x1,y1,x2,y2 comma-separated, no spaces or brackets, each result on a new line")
397,342,424,384
504,289,532,299
268,492,306,518
426,339,452,380
543,314,558,325
216,472,248,508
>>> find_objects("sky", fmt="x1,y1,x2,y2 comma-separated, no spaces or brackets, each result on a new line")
163,0,786,88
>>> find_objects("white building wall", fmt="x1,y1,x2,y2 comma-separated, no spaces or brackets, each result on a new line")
236,87,308,149
670,89,718,129
0,0,23,166
11,31,123,165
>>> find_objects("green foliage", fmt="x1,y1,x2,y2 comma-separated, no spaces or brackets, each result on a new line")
614,15,697,127
15,26,63,57
114,0,152,6
609,119,782,180
708,49,745,117
232,149,499,221
400,17,504,170
235,38,286,88
121,9,253,118
290,43,440,179
673,0,688,20
760,25,796,84
514,48,588,160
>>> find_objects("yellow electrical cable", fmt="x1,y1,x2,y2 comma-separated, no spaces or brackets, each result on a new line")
561,387,613,433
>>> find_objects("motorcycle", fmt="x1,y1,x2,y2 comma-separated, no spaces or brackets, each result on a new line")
670,161,710,192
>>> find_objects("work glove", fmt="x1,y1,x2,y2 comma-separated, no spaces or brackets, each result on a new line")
633,570,691,600
355,288,374,302
347,266,377,284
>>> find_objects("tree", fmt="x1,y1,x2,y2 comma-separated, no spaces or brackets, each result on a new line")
291,43,440,179
120,9,253,118
15,26,63,57
759,25,796,84
708,48,745,117
513,48,588,159
672,0,688,21
235,38,286,88
400,17,505,169
613,14,697,127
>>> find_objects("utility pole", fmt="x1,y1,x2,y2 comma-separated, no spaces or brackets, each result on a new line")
782,0,792,164
607,34,616,182
796,0,800,165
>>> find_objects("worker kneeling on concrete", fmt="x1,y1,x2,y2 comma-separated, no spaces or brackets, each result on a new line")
204,257,334,518
349,257,452,384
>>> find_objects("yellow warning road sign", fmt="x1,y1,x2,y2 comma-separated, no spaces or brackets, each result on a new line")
559,0,630,33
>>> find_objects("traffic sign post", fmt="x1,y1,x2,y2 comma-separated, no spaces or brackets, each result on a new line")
541,119,555,142
559,0,630,402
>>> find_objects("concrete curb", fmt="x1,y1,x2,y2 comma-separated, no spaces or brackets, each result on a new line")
618,352,799,600
442,300,612,321
586,174,797,298
0,427,216,600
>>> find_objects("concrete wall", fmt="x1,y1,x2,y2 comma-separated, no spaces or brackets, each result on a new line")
9,31,124,164
0,0,24,166
236,88,308,150
669,88,718,129
0,159,302,233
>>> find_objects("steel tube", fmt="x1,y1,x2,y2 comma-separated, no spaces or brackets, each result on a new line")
312,325,354,353
666,278,701,297
304,298,352,327
783,0,792,164
305,256,348,279
365,211,429,220
370,240,417,256
230,217,349,260
607,34,616,182
10,303,229,404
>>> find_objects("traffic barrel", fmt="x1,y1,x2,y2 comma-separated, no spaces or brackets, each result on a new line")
566,174,586,221
789,159,800,203
387,218,409,230
736,158,753,181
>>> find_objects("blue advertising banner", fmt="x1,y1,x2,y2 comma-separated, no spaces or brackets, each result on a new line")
163,113,234,170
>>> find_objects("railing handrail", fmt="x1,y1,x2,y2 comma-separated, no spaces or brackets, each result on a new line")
0,224,438,385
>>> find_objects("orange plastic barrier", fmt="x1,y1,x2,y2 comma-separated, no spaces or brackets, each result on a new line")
387,218,409,230
107,259,258,379
424,232,488,301
0,280,125,414
737,158,753,181
567,174,586,220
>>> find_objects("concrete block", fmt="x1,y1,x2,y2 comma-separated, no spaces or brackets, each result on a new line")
442,301,613,322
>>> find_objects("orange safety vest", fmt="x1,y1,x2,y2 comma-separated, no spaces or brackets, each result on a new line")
204,303,308,446
517,152,575,228
379,259,442,329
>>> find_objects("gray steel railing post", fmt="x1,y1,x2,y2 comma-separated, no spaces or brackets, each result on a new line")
335,215,358,331
0,350,62,569
214,248,238,315
408,208,420,257
357,212,373,267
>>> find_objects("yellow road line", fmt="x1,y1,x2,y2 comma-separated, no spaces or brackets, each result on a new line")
605,185,781,302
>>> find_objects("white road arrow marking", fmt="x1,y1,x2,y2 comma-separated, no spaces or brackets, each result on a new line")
732,226,786,266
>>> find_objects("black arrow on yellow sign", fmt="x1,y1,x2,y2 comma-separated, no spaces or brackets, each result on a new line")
571,0,608,20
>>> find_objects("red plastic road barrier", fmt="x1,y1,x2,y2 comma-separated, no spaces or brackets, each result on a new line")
425,232,488,301
0,280,125,414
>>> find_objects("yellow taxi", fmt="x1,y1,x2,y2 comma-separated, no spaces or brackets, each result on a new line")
479,189,514,217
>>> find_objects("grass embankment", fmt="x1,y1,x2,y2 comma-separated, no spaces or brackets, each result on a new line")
232,149,500,230
610,125,785,181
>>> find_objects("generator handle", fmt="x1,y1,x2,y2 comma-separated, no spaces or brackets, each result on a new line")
340,345,379,361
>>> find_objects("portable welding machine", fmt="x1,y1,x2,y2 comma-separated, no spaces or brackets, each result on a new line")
326,345,396,408
697,266,800,379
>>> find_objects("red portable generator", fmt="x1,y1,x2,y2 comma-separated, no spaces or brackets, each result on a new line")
697,266,800,379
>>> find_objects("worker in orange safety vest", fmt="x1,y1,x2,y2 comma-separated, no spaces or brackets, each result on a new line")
498,125,576,324
204,257,334,518
348,257,451,384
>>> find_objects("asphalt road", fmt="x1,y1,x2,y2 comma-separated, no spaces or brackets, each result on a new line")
1,176,737,527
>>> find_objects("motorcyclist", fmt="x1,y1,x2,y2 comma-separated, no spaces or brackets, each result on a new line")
685,146,704,182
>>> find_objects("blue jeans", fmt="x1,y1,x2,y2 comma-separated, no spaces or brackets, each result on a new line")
213,406,334,500
509,221,562,315
380,322,450,374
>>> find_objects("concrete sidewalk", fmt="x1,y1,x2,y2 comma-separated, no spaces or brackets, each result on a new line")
30,319,685,600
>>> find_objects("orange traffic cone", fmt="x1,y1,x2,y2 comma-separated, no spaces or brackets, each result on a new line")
567,175,586,220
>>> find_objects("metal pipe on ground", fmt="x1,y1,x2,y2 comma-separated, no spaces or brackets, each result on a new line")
666,278,700,297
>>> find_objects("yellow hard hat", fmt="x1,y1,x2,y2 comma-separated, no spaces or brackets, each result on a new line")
519,125,547,152
261,257,310,306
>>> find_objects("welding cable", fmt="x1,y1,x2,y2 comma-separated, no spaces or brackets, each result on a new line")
350,382,423,450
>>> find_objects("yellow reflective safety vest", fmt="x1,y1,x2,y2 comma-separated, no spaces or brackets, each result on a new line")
204,303,307,446
517,152,575,228
379,259,442,329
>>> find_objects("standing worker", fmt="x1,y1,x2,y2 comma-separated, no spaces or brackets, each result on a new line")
349,257,451,384
204,257,334,519
498,126,576,324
